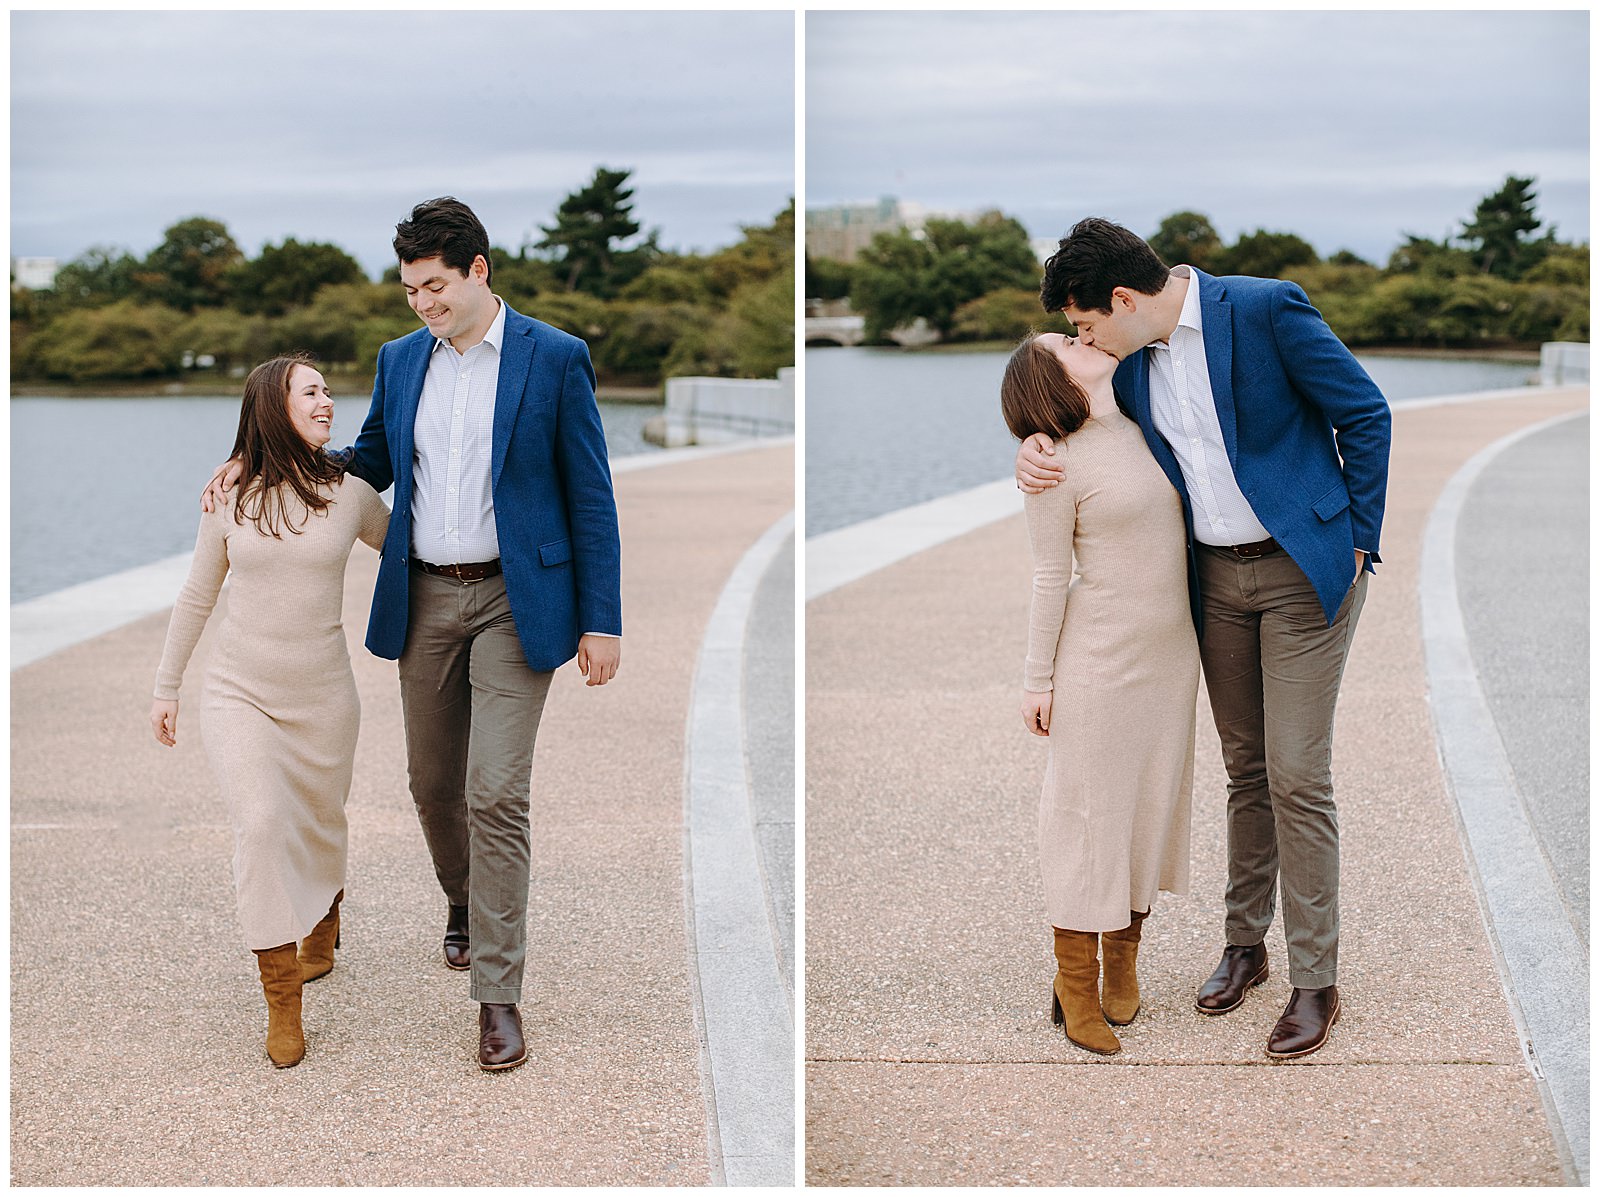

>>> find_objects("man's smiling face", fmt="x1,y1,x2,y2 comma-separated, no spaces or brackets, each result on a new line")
400,254,492,346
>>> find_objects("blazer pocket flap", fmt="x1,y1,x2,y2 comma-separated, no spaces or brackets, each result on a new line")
538,539,572,567
1312,484,1351,522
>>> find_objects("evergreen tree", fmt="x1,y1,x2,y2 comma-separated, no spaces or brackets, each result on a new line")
535,167,649,297
1460,175,1551,280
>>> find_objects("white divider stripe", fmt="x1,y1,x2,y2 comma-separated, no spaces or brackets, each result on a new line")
683,509,796,1187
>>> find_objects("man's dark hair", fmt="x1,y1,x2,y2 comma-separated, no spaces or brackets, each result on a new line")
393,196,492,286
1039,217,1169,314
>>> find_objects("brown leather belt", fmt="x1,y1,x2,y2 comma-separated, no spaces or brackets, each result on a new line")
413,558,502,582
1217,537,1280,560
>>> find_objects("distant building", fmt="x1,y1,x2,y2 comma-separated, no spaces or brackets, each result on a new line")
806,197,983,263
11,256,60,290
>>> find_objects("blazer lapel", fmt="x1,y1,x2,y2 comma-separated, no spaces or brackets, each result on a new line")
1197,270,1239,467
1122,348,1188,501
395,333,433,501
492,308,535,492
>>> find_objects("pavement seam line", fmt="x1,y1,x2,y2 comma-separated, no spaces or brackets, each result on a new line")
683,508,796,1188
805,1056,1517,1068
1418,405,1588,1186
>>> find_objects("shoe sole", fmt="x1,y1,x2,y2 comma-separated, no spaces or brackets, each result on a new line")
1264,999,1341,1060
444,958,471,971
1194,963,1269,1015
479,1052,527,1072
1104,1004,1140,1027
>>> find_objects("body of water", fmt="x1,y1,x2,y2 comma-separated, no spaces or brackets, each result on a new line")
804,347,1538,537
11,395,664,603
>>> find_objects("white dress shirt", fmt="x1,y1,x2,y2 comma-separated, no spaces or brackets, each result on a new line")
411,297,506,566
1145,266,1272,547
409,298,617,640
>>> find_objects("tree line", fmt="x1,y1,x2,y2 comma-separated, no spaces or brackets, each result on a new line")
12,168,795,387
807,176,1587,350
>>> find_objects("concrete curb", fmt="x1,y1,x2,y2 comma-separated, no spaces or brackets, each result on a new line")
11,553,206,671
10,437,795,672
1418,407,1589,1185
682,509,797,1186
805,479,1020,601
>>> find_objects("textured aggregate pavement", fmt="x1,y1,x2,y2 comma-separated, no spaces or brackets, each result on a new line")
11,442,792,1186
804,387,1586,1186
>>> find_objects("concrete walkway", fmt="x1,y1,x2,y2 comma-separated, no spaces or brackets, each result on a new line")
10,441,793,1186
804,387,1586,1186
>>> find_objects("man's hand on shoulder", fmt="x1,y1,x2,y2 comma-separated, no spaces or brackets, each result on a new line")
200,457,245,513
1016,433,1065,494
577,634,621,687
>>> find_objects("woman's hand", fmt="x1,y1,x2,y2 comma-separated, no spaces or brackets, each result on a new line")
1021,689,1053,737
1016,434,1064,493
150,699,179,747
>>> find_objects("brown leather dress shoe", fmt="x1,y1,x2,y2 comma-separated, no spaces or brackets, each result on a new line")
1266,985,1340,1059
478,1002,527,1071
1195,942,1269,1014
443,904,470,971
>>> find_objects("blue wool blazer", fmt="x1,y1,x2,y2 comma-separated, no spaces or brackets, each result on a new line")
344,302,622,671
1114,269,1391,630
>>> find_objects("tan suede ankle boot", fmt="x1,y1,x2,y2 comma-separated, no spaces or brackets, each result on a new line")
299,890,343,983
1100,909,1148,1026
254,943,305,1068
1050,927,1121,1055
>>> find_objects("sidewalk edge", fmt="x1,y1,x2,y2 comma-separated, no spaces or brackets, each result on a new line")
1417,406,1589,1186
682,509,797,1187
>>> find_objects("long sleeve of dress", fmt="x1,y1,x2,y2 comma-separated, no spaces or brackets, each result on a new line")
152,505,231,700
351,477,391,552
1022,453,1077,692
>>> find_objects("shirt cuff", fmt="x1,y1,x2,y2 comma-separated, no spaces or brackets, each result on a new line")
583,631,620,638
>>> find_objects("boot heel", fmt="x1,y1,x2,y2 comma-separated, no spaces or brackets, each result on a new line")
1050,989,1064,1026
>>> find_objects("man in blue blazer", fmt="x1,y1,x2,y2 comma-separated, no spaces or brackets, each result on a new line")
353,199,622,1073
1017,217,1390,1059
208,198,623,1071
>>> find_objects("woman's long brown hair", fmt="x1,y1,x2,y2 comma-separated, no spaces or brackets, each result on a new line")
229,353,344,538
999,333,1092,443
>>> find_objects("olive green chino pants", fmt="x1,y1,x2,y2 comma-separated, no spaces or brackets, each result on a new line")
398,567,553,1004
1196,544,1368,990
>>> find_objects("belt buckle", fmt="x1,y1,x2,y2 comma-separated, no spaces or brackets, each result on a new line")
1233,543,1264,560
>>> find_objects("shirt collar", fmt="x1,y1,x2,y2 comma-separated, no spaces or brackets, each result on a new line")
432,295,506,355
1148,266,1200,354
1173,265,1202,335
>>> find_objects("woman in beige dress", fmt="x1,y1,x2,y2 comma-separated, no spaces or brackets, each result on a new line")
1000,333,1200,1056
149,353,390,1068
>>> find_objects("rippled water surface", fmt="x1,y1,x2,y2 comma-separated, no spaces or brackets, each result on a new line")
804,348,1537,537
11,395,663,602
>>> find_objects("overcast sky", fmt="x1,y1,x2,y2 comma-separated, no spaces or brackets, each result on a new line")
11,10,795,275
808,10,1589,262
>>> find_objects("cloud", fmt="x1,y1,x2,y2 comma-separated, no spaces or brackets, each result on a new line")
807,10,1589,259
11,10,795,268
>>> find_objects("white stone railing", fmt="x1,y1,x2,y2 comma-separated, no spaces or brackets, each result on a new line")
1540,341,1589,386
655,368,795,447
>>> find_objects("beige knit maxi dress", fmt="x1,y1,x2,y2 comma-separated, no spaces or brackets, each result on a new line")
1023,410,1201,931
154,476,390,950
